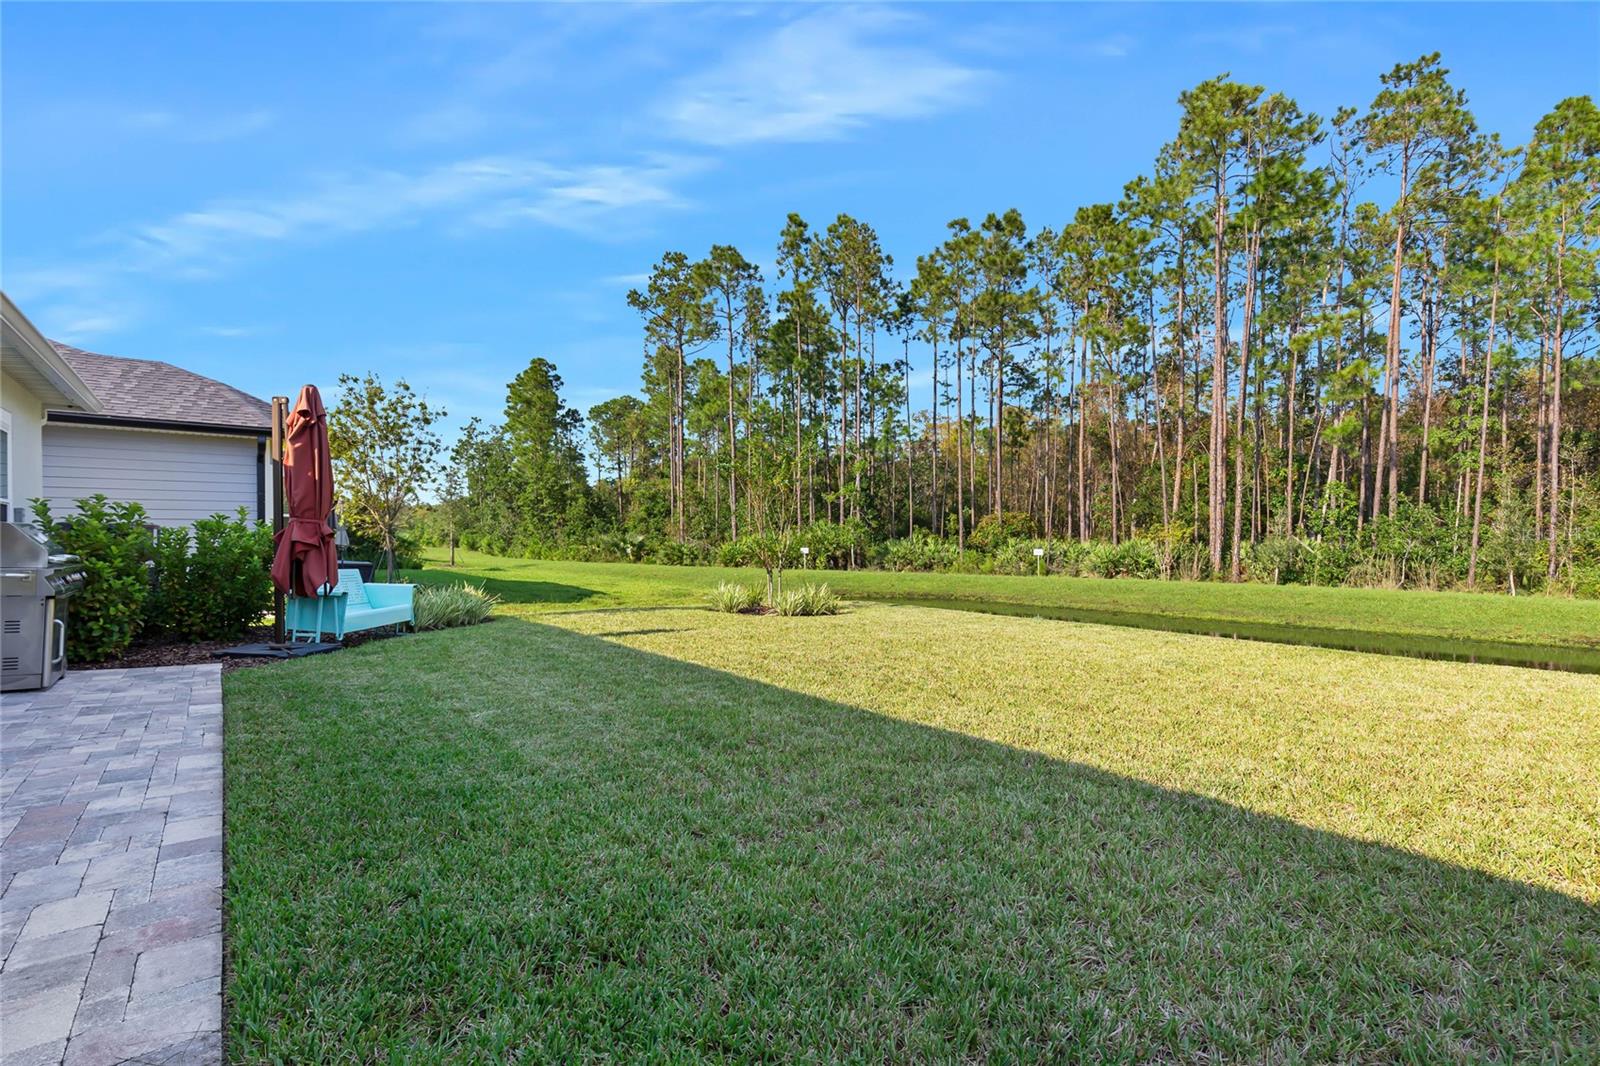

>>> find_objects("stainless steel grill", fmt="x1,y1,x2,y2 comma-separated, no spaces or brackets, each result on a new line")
1,522,86,691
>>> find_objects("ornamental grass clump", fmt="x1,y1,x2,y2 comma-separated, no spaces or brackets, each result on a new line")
414,582,499,630
775,583,841,617
707,582,763,613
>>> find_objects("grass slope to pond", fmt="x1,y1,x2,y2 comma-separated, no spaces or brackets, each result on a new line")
407,546,1600,649
225,602,1600,1061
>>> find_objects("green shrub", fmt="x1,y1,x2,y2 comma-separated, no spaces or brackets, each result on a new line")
146,510,273,641
880,530,961,572
1568,564,1600,600
970,511,1035,551
653,540,713,566
588,531,648,562
715,538,749,568
1296,535,1354,588
793,520,869,569
1087,538,1160,579
32,496,153,662
775,583,841,616
988,539,1069,576
1343,555,1401,590
1242,536,1303,585
414,582,499,630
1478,466,1547,594
1047,539,1093,576
707,581,762,613
147,525,192,630
1151,524,1205,580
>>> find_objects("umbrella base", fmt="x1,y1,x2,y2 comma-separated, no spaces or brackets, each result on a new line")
213,641,342,659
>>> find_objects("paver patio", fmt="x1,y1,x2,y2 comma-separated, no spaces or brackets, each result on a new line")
1,665,222,1066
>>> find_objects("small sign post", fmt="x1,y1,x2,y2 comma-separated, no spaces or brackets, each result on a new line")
1033,545,1045,576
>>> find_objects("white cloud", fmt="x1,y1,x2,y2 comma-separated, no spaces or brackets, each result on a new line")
660,7,986,146
128,157,532,269
11,153,701,340
1187,24,1297,53
1086,34,1137,59
49,308,134,340
393,6,641,147
468,158,702,234
130,155,697,262
122,106,277,143
397,103,493,146
10,265,109,296
125,110,177,131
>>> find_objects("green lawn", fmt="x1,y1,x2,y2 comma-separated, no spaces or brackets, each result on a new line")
225,583,1600,1060
406,546,1600,648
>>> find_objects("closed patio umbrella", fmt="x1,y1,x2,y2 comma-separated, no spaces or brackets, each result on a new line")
271,384,339,598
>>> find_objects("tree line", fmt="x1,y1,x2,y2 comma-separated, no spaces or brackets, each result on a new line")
359,57,1599,594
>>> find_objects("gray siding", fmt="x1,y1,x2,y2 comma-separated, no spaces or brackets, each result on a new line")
43,425,262,527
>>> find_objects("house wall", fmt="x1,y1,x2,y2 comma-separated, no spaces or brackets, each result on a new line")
43,423,264,528
1,371,47,523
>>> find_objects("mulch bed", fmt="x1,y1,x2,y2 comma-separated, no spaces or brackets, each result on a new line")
76,625,401,674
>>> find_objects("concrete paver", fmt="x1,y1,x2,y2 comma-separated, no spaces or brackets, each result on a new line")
1,666,222,1066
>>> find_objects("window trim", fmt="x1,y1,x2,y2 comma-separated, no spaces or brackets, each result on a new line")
0,408,13,518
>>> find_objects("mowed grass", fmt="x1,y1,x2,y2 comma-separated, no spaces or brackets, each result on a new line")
407,546,1600,648
224,600,1600,1061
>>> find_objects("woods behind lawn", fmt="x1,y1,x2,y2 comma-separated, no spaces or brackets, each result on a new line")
224,581,1600,1062
405,546,1600,648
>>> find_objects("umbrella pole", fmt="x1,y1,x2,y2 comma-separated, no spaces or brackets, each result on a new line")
270,395,289,644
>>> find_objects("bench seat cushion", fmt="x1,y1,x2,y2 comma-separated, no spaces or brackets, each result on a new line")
347,604,412,629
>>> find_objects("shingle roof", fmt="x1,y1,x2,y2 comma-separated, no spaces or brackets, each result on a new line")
48,342,271,432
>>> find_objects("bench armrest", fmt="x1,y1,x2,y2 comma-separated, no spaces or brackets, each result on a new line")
285,589,349,640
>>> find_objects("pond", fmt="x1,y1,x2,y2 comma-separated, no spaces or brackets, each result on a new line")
864,596,1600,675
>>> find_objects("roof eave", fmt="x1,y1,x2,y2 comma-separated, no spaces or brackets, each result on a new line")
0,292,104,412
45,410,270,437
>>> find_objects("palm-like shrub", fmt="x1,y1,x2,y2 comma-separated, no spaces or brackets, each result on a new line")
880,531,961,572
655,540,712,566
707,582,762,613
1086,538,1160,579
415,582,499,630
775,583,840,616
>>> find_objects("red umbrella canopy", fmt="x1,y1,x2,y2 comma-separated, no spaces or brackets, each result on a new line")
271,384,339,597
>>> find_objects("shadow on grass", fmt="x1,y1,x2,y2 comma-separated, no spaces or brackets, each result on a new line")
224,617,1599,1062
405,568,602,607
864,597,1600,674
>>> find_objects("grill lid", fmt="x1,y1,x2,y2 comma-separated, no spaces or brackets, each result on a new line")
0,523,51,571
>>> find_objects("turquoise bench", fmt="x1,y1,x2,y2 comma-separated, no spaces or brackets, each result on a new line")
285,567,415,642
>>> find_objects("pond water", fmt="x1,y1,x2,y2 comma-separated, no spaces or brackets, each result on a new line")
864,597,1600,675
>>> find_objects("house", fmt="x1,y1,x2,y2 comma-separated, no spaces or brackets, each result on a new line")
0,293,102,524
44,343,272,527
1,292,273,528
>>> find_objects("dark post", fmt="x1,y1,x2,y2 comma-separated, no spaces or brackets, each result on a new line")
270,395,288,644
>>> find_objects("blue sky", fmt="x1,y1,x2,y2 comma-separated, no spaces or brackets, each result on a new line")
4,2,1596,441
